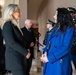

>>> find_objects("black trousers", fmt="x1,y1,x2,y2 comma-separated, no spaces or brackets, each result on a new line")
26,57,32,75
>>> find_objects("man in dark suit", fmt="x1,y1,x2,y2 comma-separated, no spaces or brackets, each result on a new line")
21,19,36,75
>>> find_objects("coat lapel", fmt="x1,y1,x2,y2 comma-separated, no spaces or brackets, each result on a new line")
48,27,59,42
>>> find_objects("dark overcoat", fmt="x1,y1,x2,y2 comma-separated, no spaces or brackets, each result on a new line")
2,21,28,70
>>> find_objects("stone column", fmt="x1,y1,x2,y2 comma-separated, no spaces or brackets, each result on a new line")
19,0,27,28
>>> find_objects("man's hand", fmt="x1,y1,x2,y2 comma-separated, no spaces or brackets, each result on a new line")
30,42,34,47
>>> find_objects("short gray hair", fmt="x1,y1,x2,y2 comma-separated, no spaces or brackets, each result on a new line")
25,19,31,25
3,4,19,22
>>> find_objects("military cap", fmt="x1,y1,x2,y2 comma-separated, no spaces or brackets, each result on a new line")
47,19,55,26
67,7,76,14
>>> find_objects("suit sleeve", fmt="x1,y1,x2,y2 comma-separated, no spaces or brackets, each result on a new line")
47,27,74,63
30,28,36,46
2,22,28,56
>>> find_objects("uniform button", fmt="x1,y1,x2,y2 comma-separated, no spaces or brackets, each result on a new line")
60,59,63,63
54,45,57,48
53,58,56,61
56,35,58,38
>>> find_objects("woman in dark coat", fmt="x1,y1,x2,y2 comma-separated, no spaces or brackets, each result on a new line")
2,4,30,75
41,8,74,75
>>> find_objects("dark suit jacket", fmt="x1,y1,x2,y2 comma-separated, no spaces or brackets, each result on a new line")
2,21,28,70
21,27,36,58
